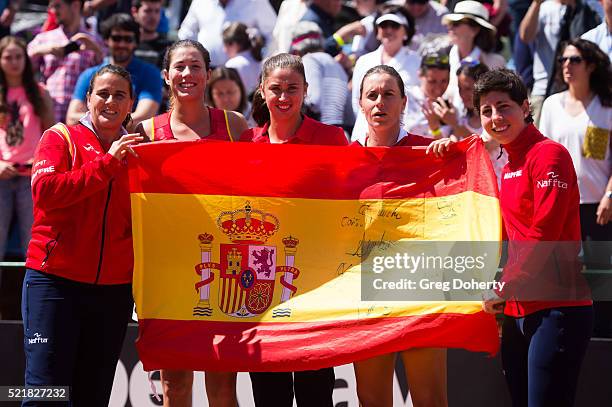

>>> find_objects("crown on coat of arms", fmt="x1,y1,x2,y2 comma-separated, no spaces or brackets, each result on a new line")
216,202,280,244
282,236,299,248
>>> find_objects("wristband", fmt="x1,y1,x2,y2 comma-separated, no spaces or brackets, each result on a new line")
605,191,612,199
430,127,442,138
333,33,345,47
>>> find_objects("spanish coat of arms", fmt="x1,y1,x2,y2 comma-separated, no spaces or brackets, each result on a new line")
193,202,300,318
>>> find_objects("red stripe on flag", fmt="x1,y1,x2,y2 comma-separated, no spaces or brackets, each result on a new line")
128,136,498,200
136,311,499,372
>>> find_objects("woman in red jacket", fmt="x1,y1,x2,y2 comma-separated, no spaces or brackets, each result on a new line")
136,39,248,407
22,64,142,406
474,69,592,407
241,53,347,407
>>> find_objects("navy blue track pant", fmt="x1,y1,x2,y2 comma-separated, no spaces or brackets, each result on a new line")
501,306,593,407
21,268,133,407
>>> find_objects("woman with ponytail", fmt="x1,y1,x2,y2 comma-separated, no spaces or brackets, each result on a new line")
240,53,347,407
135,39,248,407
223,22,265,96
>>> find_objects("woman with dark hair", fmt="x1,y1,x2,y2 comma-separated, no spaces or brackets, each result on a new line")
540,38,612,240
136,39,248,407
0,36,54,269
441,1,505,111
206,66,253,125
473,68,592,407
22,64,142,406
350,4,420,140
540,39,612,337
241,52,347,407
352,64,451,407
223,21,265,96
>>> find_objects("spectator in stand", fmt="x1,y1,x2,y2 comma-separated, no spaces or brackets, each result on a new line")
223,22,265,97
207,67,255,126
403,52,453,139
83,0,132,31
178,0,277,67
28,0,104,123
22,63,142,406
290,22,350,128
582,0,612,59
67,13,162,128
131,0,171,69
270,0,308,54
300,0,345,56
519,0,600,125
0,0,17,39
404,0,449,51
540,39,611,278
0,36,54,279
351,5,420,141
442,1,505,111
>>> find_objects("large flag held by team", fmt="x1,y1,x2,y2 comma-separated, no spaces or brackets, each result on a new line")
129,137,501,372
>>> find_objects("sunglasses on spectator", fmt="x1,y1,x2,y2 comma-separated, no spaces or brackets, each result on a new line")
110,35,135,44
449,19,477,28
558,56,584,65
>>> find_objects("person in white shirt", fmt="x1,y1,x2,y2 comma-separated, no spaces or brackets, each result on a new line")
581,0,612,59
441,0,506,113
351,5,421,141
223,22,265,96
177,0,276,66
403,52,454,139
270,0,308,54
540,38,612,239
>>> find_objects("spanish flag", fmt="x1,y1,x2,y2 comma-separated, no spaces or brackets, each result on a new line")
129,136,501,372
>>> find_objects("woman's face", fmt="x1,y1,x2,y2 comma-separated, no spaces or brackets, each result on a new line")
0,43,25,80
479,91,530,145
164,46,209,103
260,67,307,122
561,45,593,86
211,79,242,111
447,19,479,47
376,21,406,53
359,72,407,134
458,73,475,110
420,68,450,99
87,72,134,132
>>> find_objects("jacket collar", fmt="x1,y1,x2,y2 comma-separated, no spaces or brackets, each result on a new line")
503,123,545,162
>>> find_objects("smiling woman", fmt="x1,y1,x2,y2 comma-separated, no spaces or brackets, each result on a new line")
240,53,347,407
134,39,248,407
22,64,143,406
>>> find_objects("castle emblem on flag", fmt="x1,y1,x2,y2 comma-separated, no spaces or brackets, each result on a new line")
193,202,300,318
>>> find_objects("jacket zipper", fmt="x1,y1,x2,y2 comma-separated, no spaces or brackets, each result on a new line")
95,181,113,284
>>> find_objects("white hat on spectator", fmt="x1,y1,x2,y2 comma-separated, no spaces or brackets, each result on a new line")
442,1,496,33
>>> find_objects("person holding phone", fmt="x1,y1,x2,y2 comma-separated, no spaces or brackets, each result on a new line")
27,0,103,122
22,64,142,406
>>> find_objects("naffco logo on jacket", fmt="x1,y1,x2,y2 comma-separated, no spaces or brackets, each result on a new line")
536,172,568,189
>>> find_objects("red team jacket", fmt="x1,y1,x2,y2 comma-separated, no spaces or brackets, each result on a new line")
240,115,348,146
26,121,133,285
497,124,591,316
